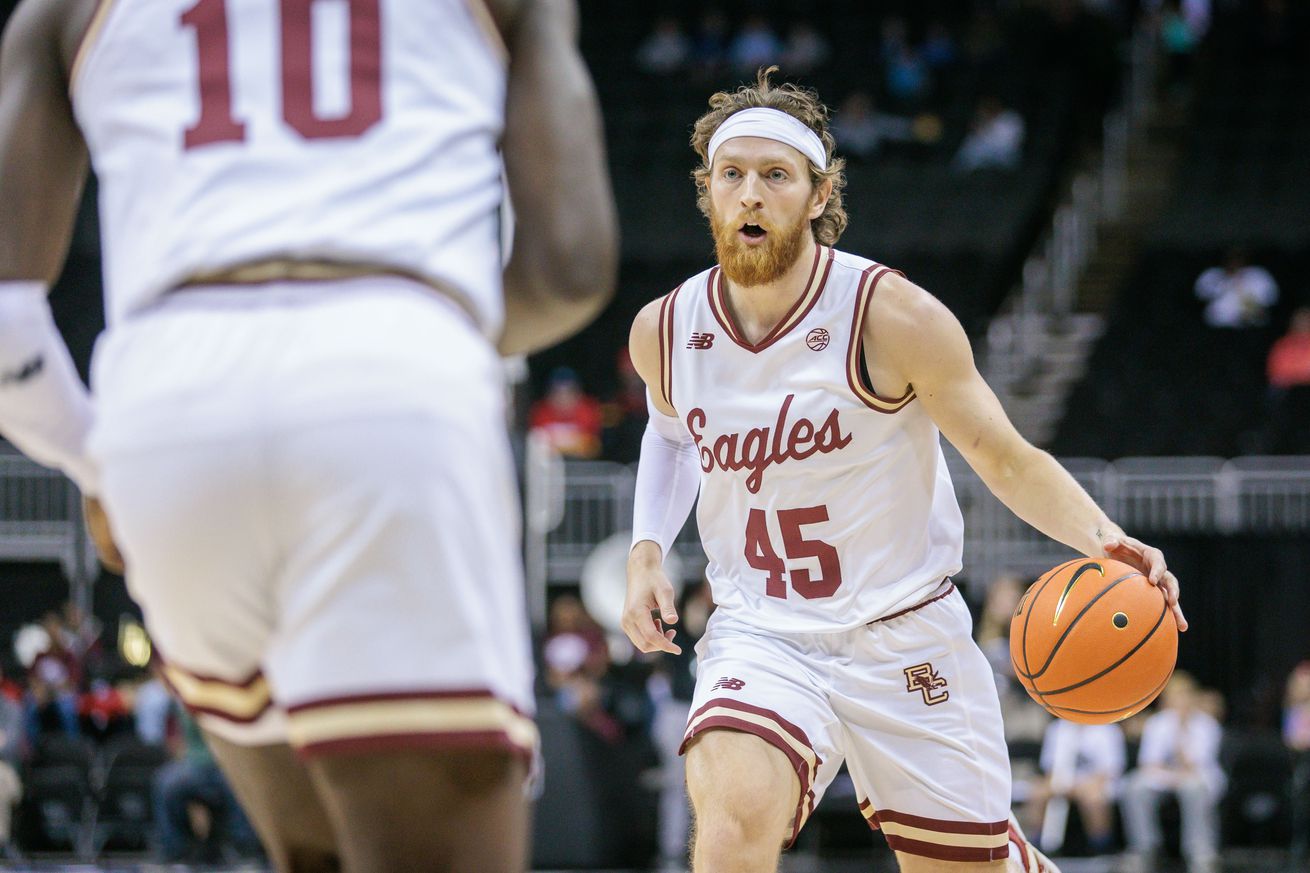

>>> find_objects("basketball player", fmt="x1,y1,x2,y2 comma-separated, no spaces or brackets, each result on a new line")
622,69,1186,873
0,0,615,870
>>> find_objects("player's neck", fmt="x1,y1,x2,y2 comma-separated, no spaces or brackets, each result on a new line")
720,240,820,345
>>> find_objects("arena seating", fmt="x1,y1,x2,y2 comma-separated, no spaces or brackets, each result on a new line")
1053,8,1310,458
535,1,1121,390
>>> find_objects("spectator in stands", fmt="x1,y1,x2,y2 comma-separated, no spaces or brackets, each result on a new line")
132,663,173,747
1268,308,1310,389
690,9,729,79
921,21,959,69
1284,661,1310,863
727,15,781,76
1120,672,1225,873
876,16,932,106
974,575,1048,745
544,623,621,745
79,670,132,741
1260,307,1310,453
60,602,103,679
1194,248,1279,329
153,703,259,864
0,668,22,859
546,593,608,680
530,367,603,459
975,574,1025,691
0,663,20,704
1156,0,1209,86
600,348,648,464
24,615,80,744
953,96,1025,173
636,16,691,76
1023,720,1126,855
779,20,830,75
830,91,917,162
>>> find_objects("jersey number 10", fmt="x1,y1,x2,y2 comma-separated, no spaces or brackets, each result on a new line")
182,0,383,149
744,506,843,600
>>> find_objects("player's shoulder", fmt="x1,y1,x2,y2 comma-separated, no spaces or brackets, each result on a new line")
859,265,960,343
2,0,98,73
826,246,905,292
633,271,697,330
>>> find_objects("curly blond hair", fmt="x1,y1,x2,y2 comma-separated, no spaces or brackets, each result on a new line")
691,67,847,246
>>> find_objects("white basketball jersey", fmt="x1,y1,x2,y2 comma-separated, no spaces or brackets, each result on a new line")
70,0,507,333
659,245,964,633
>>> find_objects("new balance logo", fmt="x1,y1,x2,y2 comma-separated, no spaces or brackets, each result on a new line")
711,677,745,692
686,332,715,350
904,663,949,706
0,354,43,387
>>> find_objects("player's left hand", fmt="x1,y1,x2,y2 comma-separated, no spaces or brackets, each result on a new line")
1102,534,1187,632
83,496,126,575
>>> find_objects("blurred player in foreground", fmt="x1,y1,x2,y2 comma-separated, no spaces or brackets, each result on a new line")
622,69,1184,873
0,0,616,869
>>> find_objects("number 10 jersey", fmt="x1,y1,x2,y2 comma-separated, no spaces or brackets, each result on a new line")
658,245,965,633
70,0,507,334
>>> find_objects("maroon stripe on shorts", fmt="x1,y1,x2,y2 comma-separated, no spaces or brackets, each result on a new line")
876,808,1008,835
882,833,1009,863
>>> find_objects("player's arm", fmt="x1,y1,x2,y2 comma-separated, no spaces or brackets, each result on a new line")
493,0,619,356
866,274,1186,631
621,298,700,655
0,0,99,495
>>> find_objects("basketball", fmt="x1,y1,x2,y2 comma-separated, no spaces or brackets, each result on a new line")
1009,557,1178,724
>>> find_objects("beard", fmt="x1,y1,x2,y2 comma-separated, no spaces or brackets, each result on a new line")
711,205,810,287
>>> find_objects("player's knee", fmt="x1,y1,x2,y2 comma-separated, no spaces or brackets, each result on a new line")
686,734,796,849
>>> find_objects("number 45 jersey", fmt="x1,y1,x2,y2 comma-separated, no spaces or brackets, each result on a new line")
70,0,507,333
658,246,965,633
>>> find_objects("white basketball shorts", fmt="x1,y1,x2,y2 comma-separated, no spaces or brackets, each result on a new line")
88,277,535,761
681,583,1012,863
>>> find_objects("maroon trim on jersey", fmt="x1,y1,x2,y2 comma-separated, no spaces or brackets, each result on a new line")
461,0,510,64
181,699,275,725
285,687,527,715
709,245,833,354
151,649,274,725
867,581,955,624
69,0,118,88
664,282,685,407
680,697,821,849
154,654,265,690
846,265,915,413
657,288,674,408
295,729,534,762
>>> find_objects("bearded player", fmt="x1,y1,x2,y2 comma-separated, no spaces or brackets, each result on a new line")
0,0,615,870
622,69,1186,873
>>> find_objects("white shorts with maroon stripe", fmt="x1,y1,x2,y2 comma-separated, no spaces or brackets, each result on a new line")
680,583,1011,863
89,278,535,760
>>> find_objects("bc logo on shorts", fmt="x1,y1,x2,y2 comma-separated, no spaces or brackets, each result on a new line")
711,677,746,692
903,663,949,705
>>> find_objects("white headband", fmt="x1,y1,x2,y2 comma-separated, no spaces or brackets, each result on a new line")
707,107,827,171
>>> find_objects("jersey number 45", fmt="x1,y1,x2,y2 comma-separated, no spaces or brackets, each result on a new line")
744,507,842,600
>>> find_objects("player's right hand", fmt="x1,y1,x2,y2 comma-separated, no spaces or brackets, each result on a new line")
83,496,126,575
622,540,681,655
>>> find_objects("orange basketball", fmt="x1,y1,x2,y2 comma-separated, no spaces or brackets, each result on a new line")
1009,557,1177,724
